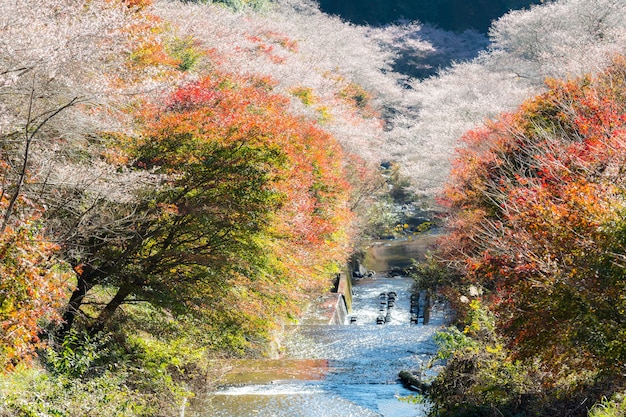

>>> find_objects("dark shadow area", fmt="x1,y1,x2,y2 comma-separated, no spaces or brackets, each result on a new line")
388,25,489,79
318,0,542,33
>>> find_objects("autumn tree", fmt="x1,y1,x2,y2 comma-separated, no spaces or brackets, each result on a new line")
153,0,396,163
57,71,354,351
0,192,72,369
0,0,357,355
438,56,626,394
0,0,164,369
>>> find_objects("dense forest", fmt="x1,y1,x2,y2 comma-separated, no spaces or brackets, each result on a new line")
1,0,626,415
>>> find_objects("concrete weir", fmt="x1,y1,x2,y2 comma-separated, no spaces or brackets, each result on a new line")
303,273,352,325
329,293,349,325
328,273,352,324
329,272,351,324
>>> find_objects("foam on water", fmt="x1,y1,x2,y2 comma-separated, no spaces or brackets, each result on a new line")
214,383,324,396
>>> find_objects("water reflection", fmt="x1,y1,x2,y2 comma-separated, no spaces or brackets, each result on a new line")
363,235,438,272
219,359,329,385
207,388,382,417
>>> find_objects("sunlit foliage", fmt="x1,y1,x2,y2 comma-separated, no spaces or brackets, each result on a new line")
0,206,71,369
55,68,354,355
435,56,626,414
4,0,626,414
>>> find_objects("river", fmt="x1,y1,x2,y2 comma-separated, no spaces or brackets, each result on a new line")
191,236,450,417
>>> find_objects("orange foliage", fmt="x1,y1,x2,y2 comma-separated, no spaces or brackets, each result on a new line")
135,70,354,328
439,56,626,371
244,30,298,64
0,200,71,369
109,1,193,83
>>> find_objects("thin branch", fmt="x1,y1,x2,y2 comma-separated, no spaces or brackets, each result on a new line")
0,81,82,232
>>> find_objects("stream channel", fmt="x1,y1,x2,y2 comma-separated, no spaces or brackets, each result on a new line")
193,235,450,416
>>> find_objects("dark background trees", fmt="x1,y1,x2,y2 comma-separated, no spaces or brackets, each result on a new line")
317,0,541,32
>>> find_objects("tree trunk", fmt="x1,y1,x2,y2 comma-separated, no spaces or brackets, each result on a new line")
89,283,134,335
58,274,95,339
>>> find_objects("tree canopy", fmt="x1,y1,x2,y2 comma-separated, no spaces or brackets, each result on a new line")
433,56,626,415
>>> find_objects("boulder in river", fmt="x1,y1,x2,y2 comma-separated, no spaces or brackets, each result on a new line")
352,260,369,278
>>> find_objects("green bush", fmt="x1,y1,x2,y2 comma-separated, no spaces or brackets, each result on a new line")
123,334,200,410
167,36,202,72
0,365,150,417
46,330,110,379
0,302,223,417
426,299,625,417
427,300,536,417
589,394,626,417
291,86,316,106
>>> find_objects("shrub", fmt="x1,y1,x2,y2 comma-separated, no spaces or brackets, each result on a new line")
0,365,150,417
589,394,626,417
428,301,536,417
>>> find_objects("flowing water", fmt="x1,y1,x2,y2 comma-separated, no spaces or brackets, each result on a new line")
192,236,450,417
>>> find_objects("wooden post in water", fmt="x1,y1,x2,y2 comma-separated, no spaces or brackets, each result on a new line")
423,290,431,325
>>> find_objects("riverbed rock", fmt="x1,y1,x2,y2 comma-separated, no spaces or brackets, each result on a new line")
352,260,369,278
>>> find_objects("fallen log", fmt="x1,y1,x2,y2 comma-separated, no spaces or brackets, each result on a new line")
398,370,430,393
